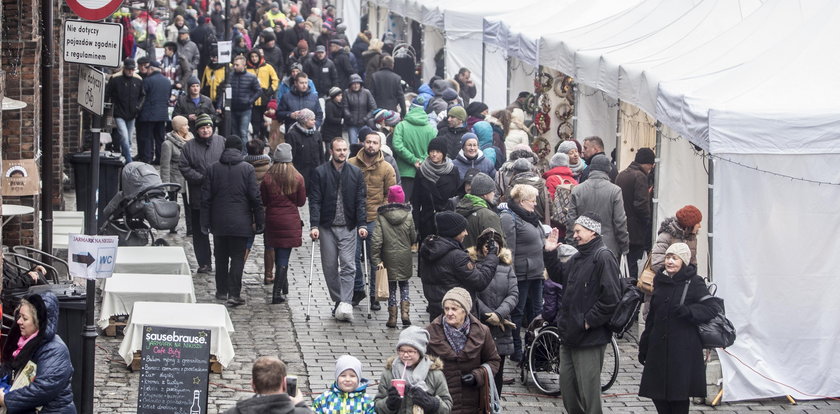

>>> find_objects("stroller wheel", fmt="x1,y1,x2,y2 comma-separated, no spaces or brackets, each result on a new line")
153,238,169,246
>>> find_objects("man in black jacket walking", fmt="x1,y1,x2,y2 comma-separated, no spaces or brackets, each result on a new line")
179,114,225,274
104,58,145,163
419,211,499,321
229,55,263,150
202,136,265,306
367,56,406,118
304,45,338,98
308,138,367,322
543,213,621,414
172,76,217,133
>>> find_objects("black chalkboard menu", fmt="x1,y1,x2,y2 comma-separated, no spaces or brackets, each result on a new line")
137,326,211,414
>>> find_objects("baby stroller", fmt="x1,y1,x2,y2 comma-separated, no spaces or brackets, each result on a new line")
99,162,181,246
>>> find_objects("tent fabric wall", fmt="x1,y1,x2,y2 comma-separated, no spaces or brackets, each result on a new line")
654,130,709,277
422,25,444,84
714,153,840,401
617,101,656,170
508,57,536,111
482,44,508,111
575,85,618,157
341,0,361,43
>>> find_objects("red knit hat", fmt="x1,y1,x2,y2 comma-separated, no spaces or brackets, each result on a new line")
387,185,405,203
676,205,702,229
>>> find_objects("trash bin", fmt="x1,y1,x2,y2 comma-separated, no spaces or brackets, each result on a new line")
29,283,86,412
66,152,124,225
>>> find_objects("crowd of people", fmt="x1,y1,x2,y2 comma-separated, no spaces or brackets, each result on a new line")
93,1,722,413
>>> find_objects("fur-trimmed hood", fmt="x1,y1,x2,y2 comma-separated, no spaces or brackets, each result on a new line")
466,246,512,265
385,355,444,371
658,216,696,241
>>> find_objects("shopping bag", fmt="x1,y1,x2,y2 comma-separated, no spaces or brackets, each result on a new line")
375,266,389,301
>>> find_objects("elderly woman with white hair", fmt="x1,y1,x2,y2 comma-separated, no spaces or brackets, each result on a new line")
160,115,193,234
638,243,718,414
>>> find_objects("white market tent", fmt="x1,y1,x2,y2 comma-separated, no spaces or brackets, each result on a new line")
370,0,840,401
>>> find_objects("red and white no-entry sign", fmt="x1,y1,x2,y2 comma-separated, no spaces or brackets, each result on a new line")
66,0,122,21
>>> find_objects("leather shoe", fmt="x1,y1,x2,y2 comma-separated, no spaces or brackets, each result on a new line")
351,290,366,306
226,297,246,307
197,265,213,274
370,301,381,311
215,293,228,301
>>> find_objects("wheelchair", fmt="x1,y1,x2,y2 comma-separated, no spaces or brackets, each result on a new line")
520,316,620,395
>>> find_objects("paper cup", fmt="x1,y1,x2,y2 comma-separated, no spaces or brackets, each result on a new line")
391,379,407,397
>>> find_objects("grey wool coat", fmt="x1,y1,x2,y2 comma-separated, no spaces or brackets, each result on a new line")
370,203,416,281
500,208,546,281
470,247,519,356
568,169,629,257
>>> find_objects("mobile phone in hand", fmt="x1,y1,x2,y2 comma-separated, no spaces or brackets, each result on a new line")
286,375,297,397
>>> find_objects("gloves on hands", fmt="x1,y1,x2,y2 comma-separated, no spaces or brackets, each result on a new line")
460,373,477,387
385,386,402,411
409,386,440,412
502,319,516,331
484,312,501,327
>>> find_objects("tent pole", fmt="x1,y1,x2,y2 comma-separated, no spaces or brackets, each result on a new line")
652,121,662,245
572,83,579,140
481,42,486,102
505,58,511,106
707,156,714,281
615,99,622,168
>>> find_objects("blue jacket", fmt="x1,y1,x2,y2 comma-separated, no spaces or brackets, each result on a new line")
4,292,75,413
229,70,262,111
138,71,172,122
277,77,317,104
278,86,323,131
312,380,374,414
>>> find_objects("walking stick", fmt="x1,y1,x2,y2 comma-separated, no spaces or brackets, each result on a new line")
305,239,316,322
362,240,372,320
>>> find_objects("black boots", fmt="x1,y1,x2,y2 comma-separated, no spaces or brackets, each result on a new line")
272,266,288,304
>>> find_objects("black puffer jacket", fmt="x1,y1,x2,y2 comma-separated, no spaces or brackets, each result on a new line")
436,121,468,160
285,123,323,190
615,161,651,247
303,56,338,98
343,76,377,127
419,235,498,320
321,99,345,142
413,167,461,241
105,73,145,120
229,70,262,111
201,148,265,237
367,68,406,117
172,94,217,132
179,134,225,207
331,48,356,90
544,235,621,347
308,161,367,229
639,265,717,400
472,247,518,356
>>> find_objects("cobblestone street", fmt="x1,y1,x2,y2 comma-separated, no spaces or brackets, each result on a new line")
90,200,840,413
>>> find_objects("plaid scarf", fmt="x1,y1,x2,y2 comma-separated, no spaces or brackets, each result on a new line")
442,315,471,355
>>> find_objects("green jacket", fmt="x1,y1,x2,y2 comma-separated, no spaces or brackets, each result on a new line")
374,356,452,414
391,106,437,179
455,194,503,249
370,203,416,281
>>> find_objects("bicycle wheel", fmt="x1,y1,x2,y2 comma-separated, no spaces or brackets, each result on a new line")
528,328,562,395
600,336,620,391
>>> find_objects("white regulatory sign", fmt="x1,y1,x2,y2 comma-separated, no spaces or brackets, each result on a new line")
68,234,119,280
217,41,232,64
63,20,123,67
78,65,106,116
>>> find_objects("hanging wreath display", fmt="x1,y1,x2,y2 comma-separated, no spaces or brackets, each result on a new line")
556,122,573,141
535,72,554,93
534,111,551,134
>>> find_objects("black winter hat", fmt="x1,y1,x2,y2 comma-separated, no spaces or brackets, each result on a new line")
427,137,448,155
225,136,243,150
634,147,656,165
589,154,612,174
466,101,488,118
435,211,467,238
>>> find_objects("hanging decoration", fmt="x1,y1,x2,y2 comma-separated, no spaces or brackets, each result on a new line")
535,72,554,93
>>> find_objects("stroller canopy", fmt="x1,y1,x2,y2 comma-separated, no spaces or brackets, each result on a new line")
120,162,163,198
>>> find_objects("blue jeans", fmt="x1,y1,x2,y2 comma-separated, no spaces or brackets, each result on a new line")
512,278,545,353
230,109,251,149
347,126,361,145
273,247,292,269
354,221,376,295
114,117,135,163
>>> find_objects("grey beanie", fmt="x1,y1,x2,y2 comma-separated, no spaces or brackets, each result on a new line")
512,158,532,173
442,287,472,313
550,152,570,168
665,242,692,267
396,326,430,358
469,172,495,196
273,143,292,163
589,154,612,173
557,141,578,155
334,355,363,382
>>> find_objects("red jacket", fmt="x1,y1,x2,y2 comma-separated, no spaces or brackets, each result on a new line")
260,173,306,248
542,166,579,198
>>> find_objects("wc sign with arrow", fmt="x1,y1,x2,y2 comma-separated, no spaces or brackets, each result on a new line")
68,234,119,279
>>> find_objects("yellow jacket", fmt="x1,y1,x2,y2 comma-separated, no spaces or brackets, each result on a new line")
246,60,280,107
201,64,227,106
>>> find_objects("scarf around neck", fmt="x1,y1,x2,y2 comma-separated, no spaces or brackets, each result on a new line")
294,122,317,136
569,158,586,174
390,357,432,391
443,316,471,355
419,158,454,183
13,330,39,359
508,199,542,228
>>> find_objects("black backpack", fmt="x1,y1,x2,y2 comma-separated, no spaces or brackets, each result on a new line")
609,277,643,337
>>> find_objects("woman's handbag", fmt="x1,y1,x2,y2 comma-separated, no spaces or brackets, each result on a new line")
637,255,656,294
375,266,389,301
680,282,737,349
481,363,501,414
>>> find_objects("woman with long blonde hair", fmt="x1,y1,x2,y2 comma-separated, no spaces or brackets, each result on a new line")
260,143,307,304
